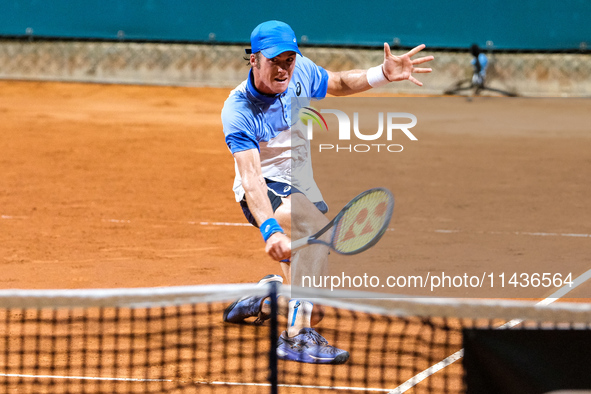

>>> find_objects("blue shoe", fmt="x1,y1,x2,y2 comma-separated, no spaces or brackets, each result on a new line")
223,275,283,325
276,327,350,364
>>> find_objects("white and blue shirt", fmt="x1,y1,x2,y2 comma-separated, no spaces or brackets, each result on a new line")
221,54,329,204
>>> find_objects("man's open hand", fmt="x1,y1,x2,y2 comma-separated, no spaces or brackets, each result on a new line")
382,43,434,86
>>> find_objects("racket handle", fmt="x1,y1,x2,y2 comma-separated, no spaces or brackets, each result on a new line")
290,236,309,251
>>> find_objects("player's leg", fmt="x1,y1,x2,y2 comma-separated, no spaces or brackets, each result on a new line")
223,181,325,325
273,192,329,331
253,192,326,326
222,183,290,325
223,182,348,364
273,192,350,364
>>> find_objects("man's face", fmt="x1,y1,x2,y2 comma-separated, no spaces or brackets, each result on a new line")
251,51,297,95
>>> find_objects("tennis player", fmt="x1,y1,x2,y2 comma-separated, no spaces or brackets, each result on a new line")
222,20,433,364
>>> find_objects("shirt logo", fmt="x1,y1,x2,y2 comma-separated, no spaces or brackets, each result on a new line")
296,82,302,96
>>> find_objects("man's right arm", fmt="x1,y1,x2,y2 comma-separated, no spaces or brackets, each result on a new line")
233,148,291,261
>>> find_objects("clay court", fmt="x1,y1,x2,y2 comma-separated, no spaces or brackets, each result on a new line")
1,80,589,294
1,80,590,392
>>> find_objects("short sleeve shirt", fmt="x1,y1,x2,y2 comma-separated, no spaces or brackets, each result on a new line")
221,54,329,203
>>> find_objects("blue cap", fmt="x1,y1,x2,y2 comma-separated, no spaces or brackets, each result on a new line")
250,20,302,58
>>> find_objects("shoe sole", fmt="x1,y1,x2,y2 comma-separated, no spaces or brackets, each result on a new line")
277,348,350,365
331,351,350,365
222,275,283,323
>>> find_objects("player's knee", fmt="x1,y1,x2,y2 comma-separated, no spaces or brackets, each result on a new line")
289,193,329,238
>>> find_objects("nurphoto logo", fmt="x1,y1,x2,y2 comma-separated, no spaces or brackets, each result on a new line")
299,106,417,153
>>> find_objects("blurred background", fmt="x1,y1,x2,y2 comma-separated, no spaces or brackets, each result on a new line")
0,0,589,96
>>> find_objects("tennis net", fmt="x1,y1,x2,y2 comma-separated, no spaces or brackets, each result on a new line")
0,284,590,393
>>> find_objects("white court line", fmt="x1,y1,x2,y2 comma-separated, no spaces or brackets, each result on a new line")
387,268,591,394
0,373,391,392
102,219,131,223
196,221,252,227
434,229,591,238
197,222,591,238
0,373,169,382
4,214,590,237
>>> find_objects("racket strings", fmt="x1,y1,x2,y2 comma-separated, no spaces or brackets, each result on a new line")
332,190,393,254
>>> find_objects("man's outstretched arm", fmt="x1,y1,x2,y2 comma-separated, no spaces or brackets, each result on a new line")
326,43,434,96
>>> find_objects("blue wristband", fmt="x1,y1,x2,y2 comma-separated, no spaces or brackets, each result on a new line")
260,218,284,242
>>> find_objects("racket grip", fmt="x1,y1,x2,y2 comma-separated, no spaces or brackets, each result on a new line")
290,237,309,251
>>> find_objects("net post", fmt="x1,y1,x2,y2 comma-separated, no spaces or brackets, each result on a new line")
268,281,279,394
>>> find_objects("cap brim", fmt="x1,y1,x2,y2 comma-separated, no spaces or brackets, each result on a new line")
260,45,301,59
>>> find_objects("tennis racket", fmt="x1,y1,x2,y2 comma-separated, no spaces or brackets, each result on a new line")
291,188,394,255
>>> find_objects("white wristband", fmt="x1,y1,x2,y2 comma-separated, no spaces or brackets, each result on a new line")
367,65,389,88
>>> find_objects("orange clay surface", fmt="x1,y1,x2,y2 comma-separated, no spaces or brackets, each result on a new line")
1,81,589,298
